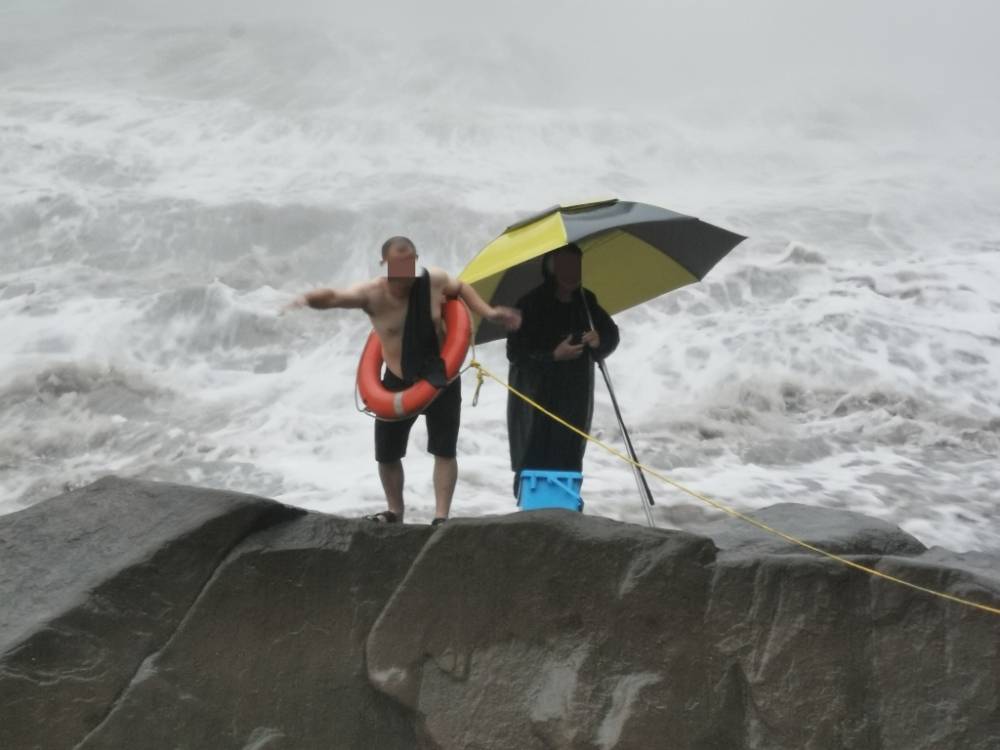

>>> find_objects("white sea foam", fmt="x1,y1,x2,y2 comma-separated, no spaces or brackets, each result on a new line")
2,7,998,552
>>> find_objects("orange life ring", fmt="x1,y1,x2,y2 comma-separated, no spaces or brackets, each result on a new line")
356,298,471,420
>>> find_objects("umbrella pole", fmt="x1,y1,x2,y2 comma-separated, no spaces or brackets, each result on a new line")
595,358,657,527
580,294,657,527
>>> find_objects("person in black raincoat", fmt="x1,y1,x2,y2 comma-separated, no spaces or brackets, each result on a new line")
506,244,619,496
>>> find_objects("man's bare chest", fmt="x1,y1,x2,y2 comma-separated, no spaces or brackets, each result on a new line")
370,296,408,339
370,286,445,337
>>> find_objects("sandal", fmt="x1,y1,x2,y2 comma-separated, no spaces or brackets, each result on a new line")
431,517,447,526
365,510,400,524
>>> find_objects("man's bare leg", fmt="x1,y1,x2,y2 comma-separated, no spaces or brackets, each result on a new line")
433,456,457,520
377,460,405,521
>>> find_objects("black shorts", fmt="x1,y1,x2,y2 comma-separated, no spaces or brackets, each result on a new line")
374,370,462,463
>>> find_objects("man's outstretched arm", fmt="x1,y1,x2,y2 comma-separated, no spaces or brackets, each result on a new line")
286,282,371,312
441,274,521,331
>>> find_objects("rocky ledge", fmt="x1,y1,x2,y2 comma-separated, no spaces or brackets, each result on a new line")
1,477,997,750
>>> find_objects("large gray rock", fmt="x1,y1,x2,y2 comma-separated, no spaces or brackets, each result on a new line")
366,511,721,749
0,476,299,750
701,550,1000,749
78,513,432,750
367,509,1000,750
3,479,999,750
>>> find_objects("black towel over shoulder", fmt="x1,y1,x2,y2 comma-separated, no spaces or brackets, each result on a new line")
400,268,448,388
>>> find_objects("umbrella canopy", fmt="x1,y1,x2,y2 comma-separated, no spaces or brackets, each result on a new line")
459,199,746,343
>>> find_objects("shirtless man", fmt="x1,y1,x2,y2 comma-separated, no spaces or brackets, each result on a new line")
287,236,521,525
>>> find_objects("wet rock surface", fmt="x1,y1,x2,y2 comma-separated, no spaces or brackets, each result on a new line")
2,478,998,749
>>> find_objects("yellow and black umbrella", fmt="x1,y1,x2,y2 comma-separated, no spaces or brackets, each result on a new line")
459,198,745,343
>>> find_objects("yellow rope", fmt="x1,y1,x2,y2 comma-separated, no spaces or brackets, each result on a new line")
468,360,1000,617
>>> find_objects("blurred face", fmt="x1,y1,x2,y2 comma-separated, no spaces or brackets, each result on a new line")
384,241,417,278
552,249,581,288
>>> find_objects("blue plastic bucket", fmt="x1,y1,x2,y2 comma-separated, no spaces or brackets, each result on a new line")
517,470,583,512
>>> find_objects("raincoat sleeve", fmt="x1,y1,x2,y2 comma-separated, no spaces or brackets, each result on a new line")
584,290,620,361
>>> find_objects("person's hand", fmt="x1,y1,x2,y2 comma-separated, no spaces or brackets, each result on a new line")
281,295,308,313
490,305,522,331
553,335,585,361
581,329,600,349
